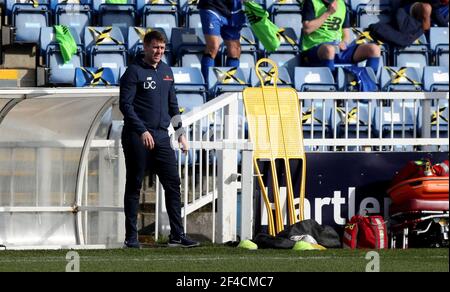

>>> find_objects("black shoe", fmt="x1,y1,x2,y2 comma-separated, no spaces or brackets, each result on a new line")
123,240,141,249
168,234,200,248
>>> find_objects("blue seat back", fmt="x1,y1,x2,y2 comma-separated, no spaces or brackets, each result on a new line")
127,26,168,57
429,27,449,68
334,100,371,139
84,26,127,83
208,67,250,97
423,66,449,92
337,67,378,91
380,67,423,92
75,66,116,86
294,67,336,92
93,0,136,32
394,34,429,68
52,1,93,38
372,100,418,138
10,1,50,43
40,26,83,84
172,67,206,92
301,99,333,138
171,27,205,56
140,1,178,39
250,66,292,87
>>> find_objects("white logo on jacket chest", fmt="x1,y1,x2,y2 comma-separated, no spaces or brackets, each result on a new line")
143,80,156,90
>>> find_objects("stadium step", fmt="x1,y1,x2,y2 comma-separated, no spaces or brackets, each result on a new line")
138,235,156,246
138,203,156,244
1,44,36,69
140,202,155,213
0,68,35,87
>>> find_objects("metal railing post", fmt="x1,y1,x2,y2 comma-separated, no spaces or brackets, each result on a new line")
216,98,239,243
240,146,254,241
421,97,432,152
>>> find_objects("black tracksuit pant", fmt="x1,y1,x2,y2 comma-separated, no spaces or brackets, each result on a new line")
122,129,183,241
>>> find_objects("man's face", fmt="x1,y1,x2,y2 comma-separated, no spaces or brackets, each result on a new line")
144,39,166,64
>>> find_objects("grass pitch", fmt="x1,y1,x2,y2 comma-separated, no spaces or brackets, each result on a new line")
0,245,448,272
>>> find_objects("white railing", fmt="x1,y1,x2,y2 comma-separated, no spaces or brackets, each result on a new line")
0,89,448,248
296,92,449,152
157,91,449,243
160,93,254,243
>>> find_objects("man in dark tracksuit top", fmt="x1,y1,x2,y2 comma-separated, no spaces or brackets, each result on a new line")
119,31,199,248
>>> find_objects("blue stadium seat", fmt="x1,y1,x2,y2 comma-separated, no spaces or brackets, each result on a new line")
6,0,50,43
350,0,390,12
137,0,178,40
394,34,429,68
334,100,372,141
39,26,84,85
429,27,449,68
93,0,136,35
208,67,250,98
269,0,302,40
351,0,391,29
172,66,207,131
417,99,448,139
250,66,293,88
180,0,201,29
266,27,300,78
173,66,205,89
172,65,206,166
380,66,423,91
372,100,418,140
267,52,301,80
176,93,205,113
84,26,127,84
50,0,92,39
294,67,337,92
337,66,378,91
127,26,171,63
171,27,206,68
222,27,257,70
74,66,116,86
423,66,449,92
301,99,333,141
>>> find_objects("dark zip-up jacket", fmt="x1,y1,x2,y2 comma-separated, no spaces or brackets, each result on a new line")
394,0,449,26
119,58,182,136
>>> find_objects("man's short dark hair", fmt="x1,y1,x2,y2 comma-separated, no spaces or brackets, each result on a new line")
144,30,167,45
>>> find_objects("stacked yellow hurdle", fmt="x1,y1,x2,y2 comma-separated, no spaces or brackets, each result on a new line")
243,58,306,236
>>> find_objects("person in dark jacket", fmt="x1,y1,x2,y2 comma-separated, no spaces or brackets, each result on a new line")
396,0,449,31
198,0,246,81
119,30,199,248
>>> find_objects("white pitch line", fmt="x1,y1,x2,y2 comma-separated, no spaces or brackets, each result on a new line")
0,255,447,264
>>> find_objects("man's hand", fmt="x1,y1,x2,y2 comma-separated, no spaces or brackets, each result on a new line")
338,41,347,51
178,134,189,154
327,0,338,14
141,131,155,150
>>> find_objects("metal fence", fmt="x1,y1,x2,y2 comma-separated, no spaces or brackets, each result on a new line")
0,89,448,248
160,91,448,243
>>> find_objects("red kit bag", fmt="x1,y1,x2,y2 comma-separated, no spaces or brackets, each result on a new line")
343,215,388,249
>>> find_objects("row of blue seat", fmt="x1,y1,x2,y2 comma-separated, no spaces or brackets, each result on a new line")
205,66,449,96
37,24,449,86
0,0,422,33
73,63,448,94
4,0,448,48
